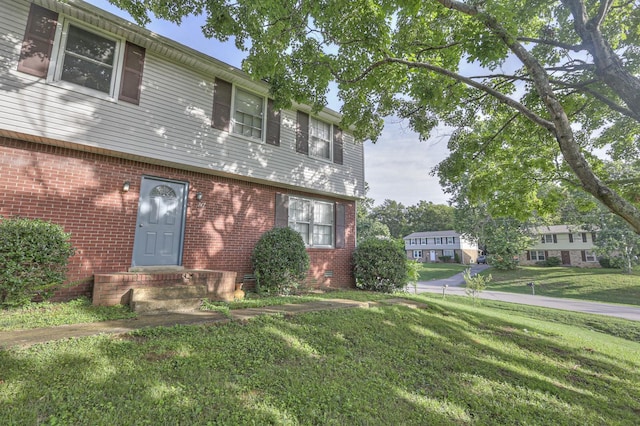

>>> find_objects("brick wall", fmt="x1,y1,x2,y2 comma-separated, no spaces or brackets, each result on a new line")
0,136,356,301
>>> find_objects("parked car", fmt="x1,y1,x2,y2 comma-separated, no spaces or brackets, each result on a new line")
477,255,487,264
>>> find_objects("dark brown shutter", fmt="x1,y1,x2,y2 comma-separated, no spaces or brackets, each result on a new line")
526,251,530,260
274,193,288,228
541,236,545,243
335,203,345,249
212,78,232,131
591,232,597,243
333,126,343,165
552,234,557,243
296,111,309,154
544,250,549,259
581,250,586,261
118,42,145,104
568,234,573,243
18,4,58,77
582,232,587,243
266,99,280,146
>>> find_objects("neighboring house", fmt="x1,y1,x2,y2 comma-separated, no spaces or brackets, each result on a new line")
0,0,364,302
404,231,478,264
519,225,600,268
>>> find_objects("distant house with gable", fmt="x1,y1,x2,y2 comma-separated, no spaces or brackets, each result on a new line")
403,231,478,264
519,225,600,267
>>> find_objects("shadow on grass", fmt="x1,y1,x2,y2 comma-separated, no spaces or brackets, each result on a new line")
1,301,639,424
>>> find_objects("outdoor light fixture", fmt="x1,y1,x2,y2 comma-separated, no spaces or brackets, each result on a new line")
122,181,130,192
196,192,203,201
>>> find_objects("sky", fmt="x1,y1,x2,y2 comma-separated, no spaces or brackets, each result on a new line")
86,0,451,207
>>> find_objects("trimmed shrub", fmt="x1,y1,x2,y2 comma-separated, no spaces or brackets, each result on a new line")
252,227,310,295
544,256,561,267
438,255,452,263
0,217,75,307
353,238,408,293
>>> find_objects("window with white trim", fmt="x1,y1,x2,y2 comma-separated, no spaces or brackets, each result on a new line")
233,88,264,140
443,249,454,257
541,234,554,243
530,250,545,261
310,117,332,160
445,237,455,244
288,197,334,247
434,237,443,245
413,250,423,259
50,20,123,98
584,251,597,262
420,238,426,245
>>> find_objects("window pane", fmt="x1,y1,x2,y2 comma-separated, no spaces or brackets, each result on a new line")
313,224,332,246
292,223,309,245
310,118,331,159
61,25,115,93
234,89,263,139
314,202,333,224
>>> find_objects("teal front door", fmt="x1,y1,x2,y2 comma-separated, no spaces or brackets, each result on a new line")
132,176,188,267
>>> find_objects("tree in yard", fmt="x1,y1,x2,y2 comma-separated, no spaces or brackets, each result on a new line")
593,214,640,273
371,199,408,239
357,184,391,243
111,0,640,233
406,201,455,233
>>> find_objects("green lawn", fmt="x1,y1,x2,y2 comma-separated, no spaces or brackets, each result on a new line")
1,295,639,425
416,262,469,281
484,266,640,306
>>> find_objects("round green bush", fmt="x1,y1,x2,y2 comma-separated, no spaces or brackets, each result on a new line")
0,217,75,307
251,227,310,295
353,237,408,293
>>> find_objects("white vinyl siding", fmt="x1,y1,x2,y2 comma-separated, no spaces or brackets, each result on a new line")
1,0,364,199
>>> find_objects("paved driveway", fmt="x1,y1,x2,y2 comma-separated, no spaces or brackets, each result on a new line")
412,265,640,322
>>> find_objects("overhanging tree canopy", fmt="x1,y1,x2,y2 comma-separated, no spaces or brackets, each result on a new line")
110,0,640,232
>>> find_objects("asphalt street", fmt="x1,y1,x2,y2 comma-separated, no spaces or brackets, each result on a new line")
412,264,640,322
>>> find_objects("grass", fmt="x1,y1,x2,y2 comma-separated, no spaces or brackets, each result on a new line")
1,294,639,424
416,262,469,281
0,297,136,331
483,266,640,306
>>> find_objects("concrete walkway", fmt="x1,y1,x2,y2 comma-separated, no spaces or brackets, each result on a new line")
414,264,640,322
0,298,426,349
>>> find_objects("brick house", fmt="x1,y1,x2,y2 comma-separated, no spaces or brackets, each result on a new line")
0,0,364,303
403,230,478,264
519,225,600,268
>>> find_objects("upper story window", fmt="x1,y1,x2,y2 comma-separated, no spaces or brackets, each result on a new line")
18,5,145,104
434,237,443,245
57,24,118,94
212,78,280,145
296,111,344,165
541,234,556,243
233,88,264,140
310,117,332,160
288,197,334,247
420,238,426,245
445,237,455,244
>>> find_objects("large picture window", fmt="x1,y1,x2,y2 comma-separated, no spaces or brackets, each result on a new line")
288,197,334,247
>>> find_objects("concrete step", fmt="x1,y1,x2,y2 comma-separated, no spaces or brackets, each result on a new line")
130,285,207,314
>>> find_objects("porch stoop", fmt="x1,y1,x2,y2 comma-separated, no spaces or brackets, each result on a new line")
93,269,237,308
129,285,207,314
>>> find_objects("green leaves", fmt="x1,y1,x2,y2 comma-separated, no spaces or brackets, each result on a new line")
0,217,75,307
